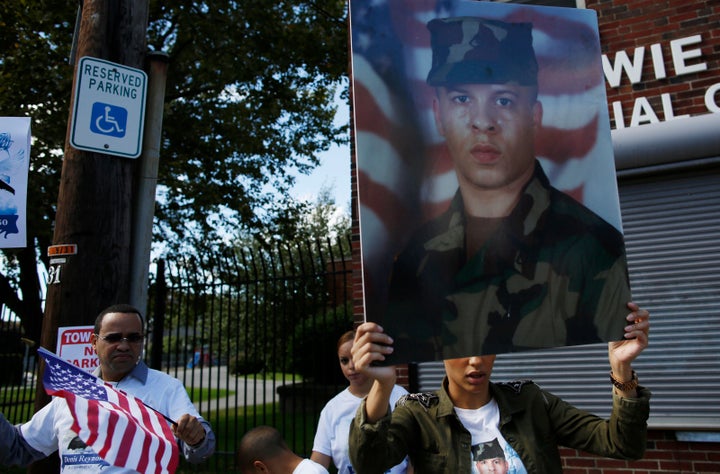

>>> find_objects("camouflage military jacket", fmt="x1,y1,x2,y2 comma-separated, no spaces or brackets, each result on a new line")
382,161,631,362
349,377,650,474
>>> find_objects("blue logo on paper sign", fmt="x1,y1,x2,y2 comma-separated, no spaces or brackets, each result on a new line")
90,102,127,138
0,215,19,238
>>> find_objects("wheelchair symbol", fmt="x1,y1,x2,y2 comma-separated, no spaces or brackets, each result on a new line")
90,102,127,138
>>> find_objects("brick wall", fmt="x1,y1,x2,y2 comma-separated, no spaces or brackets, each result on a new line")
570,1,720,472
560,431,720,473
588,0,720,128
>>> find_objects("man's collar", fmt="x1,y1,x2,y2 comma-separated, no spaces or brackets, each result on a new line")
92,360,150,385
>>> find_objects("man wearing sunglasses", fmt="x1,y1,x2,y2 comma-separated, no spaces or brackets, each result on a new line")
0,303,216,471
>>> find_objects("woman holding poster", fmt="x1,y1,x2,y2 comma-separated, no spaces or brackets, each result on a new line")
348,302,650,473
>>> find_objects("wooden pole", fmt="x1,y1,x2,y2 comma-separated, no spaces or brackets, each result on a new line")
29,1,150,472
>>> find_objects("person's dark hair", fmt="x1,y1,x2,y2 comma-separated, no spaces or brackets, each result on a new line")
337,330,355,352
94,304,144,334
236,425,288,472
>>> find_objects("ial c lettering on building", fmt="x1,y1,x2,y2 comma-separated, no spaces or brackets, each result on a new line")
603,33,720,128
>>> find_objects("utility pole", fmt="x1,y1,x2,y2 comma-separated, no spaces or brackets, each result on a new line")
30,1,150,472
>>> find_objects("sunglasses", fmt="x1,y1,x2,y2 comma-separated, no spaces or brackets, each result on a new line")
95,333,145,344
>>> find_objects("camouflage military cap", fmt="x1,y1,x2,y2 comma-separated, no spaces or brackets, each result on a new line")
475,438,505,461
426,17,538,87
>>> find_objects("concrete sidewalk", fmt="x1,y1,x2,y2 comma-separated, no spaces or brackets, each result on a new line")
167,365,291,413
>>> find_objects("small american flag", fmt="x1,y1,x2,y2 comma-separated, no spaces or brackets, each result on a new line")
38,347,179,474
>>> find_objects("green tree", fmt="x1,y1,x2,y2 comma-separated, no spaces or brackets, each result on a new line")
156,189,352,377
231,188,351,373
0,0,349,341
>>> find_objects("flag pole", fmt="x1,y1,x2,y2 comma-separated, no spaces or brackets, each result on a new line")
137,397,176,425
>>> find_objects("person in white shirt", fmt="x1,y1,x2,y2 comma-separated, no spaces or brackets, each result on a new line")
311,330,410,473
0,303,215,472
237,425,328,474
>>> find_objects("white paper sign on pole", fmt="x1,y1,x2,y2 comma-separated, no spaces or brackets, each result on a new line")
0,117,30,248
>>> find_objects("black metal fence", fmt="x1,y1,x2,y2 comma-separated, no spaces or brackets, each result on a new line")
0,317,38,427
0,235,354,473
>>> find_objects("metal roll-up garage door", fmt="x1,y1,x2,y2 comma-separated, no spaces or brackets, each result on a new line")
417,166,720,428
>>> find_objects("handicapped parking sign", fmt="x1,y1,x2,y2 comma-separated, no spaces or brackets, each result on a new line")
70,56,147,158
90,102,127,138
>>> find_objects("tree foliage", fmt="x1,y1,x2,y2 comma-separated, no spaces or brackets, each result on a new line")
154,191,352,379
148,0,349,246
0,0,349,340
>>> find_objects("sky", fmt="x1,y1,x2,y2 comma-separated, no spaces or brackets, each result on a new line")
287,95,351,215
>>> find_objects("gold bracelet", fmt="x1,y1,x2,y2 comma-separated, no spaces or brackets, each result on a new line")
610,370,638,392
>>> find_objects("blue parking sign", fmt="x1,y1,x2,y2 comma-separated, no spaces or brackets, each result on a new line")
69,57,147,158
90,102,128,138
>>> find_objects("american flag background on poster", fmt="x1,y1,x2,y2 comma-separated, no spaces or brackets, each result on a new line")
350,0,626,361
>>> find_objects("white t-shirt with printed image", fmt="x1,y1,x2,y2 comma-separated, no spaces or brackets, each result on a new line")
454,399,528,474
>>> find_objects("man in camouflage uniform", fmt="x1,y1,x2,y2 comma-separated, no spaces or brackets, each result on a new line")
382,17,630,362
473,438,509,473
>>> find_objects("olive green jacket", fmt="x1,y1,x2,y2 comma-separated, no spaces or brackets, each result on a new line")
349,377,650,473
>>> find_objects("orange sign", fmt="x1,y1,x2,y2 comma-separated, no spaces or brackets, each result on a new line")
48,244,78,257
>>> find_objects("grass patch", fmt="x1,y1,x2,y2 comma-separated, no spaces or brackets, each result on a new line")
186,387,233,400
0,385,35,405
256,372,302,383
0,385,35,424
233,371,303,383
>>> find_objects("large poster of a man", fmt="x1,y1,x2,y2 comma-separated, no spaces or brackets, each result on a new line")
351,0,630,363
